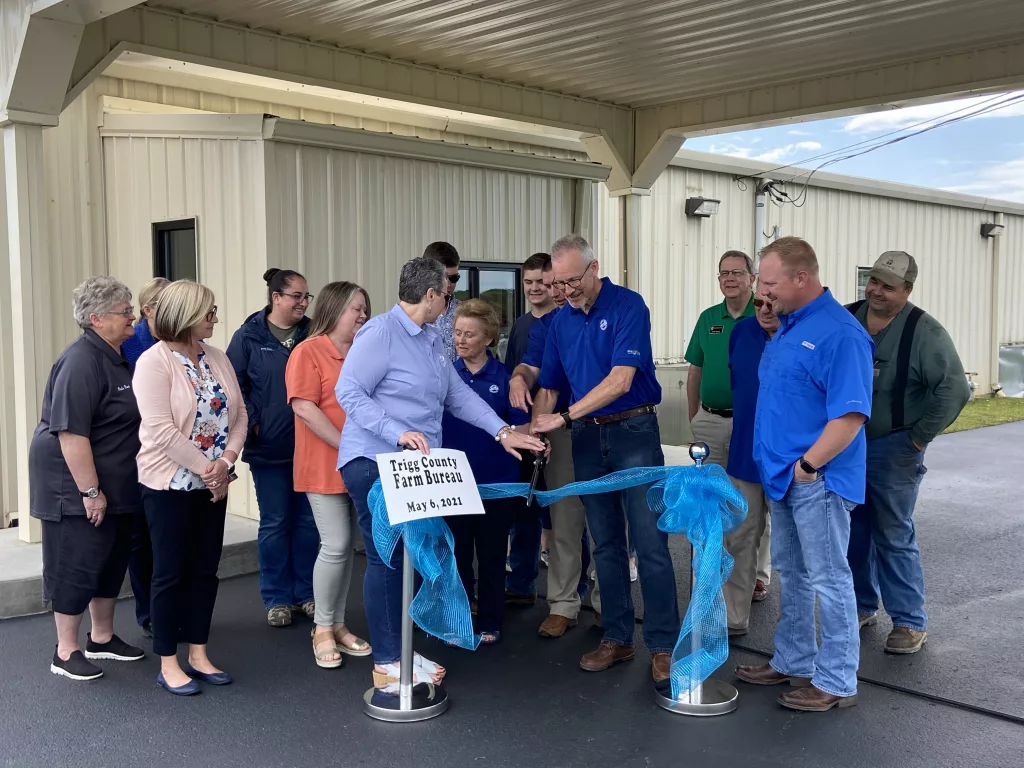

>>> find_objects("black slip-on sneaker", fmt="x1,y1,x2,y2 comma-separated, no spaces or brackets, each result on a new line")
84,633,145,661
51,648,103,681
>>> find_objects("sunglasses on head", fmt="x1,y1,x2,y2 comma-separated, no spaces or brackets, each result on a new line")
753,298,773,311
447,274,460,284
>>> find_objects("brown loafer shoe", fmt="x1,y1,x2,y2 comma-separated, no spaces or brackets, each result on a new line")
778,685,857,712
538,614,578,638
580,641,635,672
735,663,811,687
752,579,769,602
651,652,671,682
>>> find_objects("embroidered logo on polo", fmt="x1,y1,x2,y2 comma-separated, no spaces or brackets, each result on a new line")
599,319,608,330
710,325,724,335
489,384,500,394
117,384,132,392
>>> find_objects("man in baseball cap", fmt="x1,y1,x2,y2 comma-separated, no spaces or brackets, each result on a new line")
846,251,969,655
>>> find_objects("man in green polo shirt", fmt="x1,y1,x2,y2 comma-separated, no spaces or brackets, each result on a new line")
686,250,773,601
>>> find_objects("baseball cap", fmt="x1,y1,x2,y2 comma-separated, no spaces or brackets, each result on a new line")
868,251,917,287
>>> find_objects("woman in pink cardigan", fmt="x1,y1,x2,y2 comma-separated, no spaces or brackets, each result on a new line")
133,281,247,697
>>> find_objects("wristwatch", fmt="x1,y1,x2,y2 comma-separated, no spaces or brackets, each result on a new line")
80,487,100,499
559,410,573,429
799,458,819,475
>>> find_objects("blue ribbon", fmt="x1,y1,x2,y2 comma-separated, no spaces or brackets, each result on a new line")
370,462,746,698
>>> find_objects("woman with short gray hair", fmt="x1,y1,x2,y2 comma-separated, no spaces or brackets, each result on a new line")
29,275,146,682
336,255,545,706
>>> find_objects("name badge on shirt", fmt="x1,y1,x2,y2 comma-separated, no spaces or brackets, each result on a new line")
710,325,724,335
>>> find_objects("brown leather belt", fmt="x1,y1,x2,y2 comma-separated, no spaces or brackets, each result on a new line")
584,404,657,425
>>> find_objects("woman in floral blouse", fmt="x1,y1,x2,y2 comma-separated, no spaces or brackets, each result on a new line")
133,281,247,697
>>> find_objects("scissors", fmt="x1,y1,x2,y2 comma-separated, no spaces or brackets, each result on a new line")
526,446,548,507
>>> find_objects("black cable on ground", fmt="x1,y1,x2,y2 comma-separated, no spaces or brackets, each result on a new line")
728,641,1024,728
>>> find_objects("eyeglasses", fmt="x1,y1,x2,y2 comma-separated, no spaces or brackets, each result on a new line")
550,264,592,291
206,306,218,322
447,274,460,284
753,298,773,311
719,269,750,278
278,292,314,303
106,307,136,319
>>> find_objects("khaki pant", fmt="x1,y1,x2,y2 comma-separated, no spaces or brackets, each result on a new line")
691,408,772,585
545,427,600,618
724,477,770,631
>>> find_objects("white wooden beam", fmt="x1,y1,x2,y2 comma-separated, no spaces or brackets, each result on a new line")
3,123,49,543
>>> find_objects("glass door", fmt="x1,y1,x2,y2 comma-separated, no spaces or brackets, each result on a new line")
453,262,523,361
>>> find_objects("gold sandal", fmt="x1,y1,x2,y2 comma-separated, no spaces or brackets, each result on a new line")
312,628,343,669
332,626,372,657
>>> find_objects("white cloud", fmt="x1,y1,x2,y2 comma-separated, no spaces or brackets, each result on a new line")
706,140,822,164
942,155,1024,202
843,91,1024,134
788,129,813,136
707,142,754,159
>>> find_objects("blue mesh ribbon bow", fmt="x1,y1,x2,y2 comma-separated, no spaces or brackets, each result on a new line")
369,462,746,698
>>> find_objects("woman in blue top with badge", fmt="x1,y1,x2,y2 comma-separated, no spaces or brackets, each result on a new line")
442,300,531,643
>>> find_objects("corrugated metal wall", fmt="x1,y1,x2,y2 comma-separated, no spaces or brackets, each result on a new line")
771,189,997,390
102,134,269,518
263,141,575,313
999,215,1024,346
637,166,756,365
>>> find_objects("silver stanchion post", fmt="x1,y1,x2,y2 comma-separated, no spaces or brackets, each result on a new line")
363,545,449,722
655,442,739,716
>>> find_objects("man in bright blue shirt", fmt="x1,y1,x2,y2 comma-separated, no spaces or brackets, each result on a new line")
532,235,678,683
736,237,874,713
508,287,598,639
723,296,778,637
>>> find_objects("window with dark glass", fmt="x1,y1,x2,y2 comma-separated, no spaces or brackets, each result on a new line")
152,218,198,282
453,262,524,360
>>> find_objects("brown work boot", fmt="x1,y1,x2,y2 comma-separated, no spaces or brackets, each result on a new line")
580,641,635,672
885,627,927,654
651,652,671,682
538,614,578,638
735,663,811,687
778,685,857,712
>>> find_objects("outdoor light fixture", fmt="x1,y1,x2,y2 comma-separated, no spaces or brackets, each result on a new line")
685,197,721,218
981,223,1005,238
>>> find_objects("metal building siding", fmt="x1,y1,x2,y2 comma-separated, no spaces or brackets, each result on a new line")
999,215,1024,346
264,140,574,314
102,134,268,519
637,166,755,364
772,187,996,389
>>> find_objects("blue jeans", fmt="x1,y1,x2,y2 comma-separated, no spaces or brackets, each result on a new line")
571,413,679,652
251,463,318,609
770,476,859,698
342,458,403,664
848,430,928,630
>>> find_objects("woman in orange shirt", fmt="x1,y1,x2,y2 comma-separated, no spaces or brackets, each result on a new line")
285,282,372,669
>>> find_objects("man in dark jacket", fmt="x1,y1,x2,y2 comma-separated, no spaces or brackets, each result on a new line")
227,268,317,627
847,251,970,655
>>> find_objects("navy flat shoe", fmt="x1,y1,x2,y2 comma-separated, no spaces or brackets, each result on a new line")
157,672,200,696
184,664,233,686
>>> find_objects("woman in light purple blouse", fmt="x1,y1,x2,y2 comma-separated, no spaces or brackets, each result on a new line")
336,256,544,705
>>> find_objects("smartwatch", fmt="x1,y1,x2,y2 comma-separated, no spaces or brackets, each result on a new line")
799,458,819,476
218,457,235,472
559,410,573,429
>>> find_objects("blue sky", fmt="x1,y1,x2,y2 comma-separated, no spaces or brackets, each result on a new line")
685,92,1024,203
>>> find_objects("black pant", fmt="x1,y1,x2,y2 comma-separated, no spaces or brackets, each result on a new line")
142,487,227,657
41,513,134,616
447,498,517,633
128,510,153,628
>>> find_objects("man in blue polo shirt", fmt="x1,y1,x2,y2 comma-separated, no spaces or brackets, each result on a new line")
532,235,678,683
723,292,779,637
735,237,873,713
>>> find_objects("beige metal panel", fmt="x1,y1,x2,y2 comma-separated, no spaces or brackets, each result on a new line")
999,215,1024,345
0,0,35,102
134,1,1024,107
592,181,623,284
771,188,995,390
264,140,574,314
0,136,14,524
637,166,755,365
102,133,268,518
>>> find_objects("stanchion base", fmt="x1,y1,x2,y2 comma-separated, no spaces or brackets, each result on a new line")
362,684,450,723
654,678,739,717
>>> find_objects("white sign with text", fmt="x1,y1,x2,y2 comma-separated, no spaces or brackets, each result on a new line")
376,449,485,525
